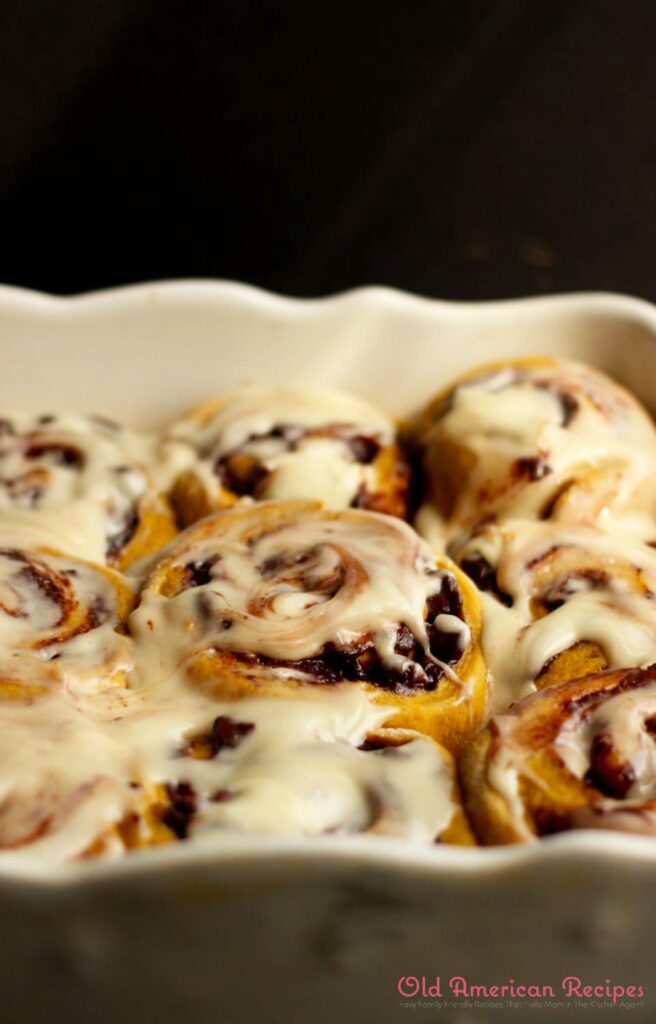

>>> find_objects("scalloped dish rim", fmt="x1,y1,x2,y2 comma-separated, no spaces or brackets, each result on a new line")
2,277,656,883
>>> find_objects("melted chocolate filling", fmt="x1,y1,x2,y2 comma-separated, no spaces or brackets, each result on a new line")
513,454,552,481
541,569,610,613
24,442,85,468
106,510,140,560
585,732,636,799
182,715,255,760
161,781,197,839
225,572,466,694
459,553,513,607
214,422,383,497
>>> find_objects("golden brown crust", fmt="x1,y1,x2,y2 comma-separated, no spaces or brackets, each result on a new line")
113,493,178,570
534,641,608,689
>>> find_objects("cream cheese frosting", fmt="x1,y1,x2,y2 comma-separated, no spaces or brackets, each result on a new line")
131,504,474,696
455,518,656,712
416,359,656,538
165,385,399,509
0,412,173,563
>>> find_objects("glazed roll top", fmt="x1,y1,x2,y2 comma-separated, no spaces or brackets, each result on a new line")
454,520,656,712
0,412,176,567
0,543,142,861
461,666,656,843
0,674,472,862
0,543,135,701
0,514,478,863
0,543,474,859
165,385,411,524
411,357,656,541
132,501,487,753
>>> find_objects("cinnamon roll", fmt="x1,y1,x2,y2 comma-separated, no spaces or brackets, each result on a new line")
0,674,473,861
454,519,656,712
0,542,145,861
140,692,476,847
165,386,412,525
0,412,177,568
131,501,487,754
410,357,656,541
460,665,656,843
0,543,135,703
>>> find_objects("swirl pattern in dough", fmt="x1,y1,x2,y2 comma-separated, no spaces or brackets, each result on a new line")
132,500,487,754
460,666,656,843
166,386,412,525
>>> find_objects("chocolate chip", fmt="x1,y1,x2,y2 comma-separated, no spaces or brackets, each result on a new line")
162,781,197,839
459,553,513,607
106,510,139,560
514,454,552,481
182,716,255,760
185,555,220,588
347,435,380,464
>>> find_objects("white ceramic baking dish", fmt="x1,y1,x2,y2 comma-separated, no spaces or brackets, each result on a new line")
2,281,656,1024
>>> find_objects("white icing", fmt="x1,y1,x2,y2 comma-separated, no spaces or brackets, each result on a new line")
487,675,656,838
419,359,656,535
130,507,470,688
456,519,656,713
554,682,656,802
0,670,457,862
166,385,397,508
0,413,166,562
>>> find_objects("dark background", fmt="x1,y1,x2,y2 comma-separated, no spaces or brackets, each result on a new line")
2,0,655,300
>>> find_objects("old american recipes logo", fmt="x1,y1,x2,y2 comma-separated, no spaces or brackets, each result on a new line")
397,975,645,1011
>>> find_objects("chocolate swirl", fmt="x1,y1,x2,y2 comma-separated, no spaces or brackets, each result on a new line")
454,520,656,712
132,501,487,753
461,666,656,843
0,412,176,567
411,357,656,541
0,545,134,703
166,385,411,525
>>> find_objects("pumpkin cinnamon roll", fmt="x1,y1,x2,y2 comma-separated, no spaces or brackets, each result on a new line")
0,543,135,703
130,691,475,847
165,385,411,526
0,543,145,862
131,501,487,754
0,672,474,861
410,357,656,542
461,665,656,844
0,412,176,568
453,519,656,712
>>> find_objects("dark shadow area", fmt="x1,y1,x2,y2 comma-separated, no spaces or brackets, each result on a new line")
1,0,655,299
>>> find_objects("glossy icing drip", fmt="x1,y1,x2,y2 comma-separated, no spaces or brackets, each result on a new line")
0,413,178,563
131,506,472,694
0,389,465,864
